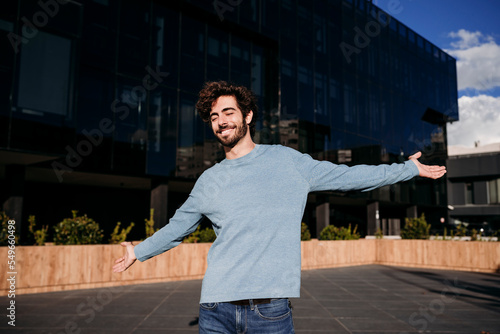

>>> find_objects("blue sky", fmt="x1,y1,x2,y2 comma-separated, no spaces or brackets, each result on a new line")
374,0,500,147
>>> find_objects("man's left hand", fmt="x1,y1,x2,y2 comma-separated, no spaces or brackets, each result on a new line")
408,151,447,179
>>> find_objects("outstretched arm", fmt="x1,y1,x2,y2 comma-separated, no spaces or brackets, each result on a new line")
408,151,447,179
113,241,137,273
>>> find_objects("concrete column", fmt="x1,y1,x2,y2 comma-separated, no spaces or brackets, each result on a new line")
406,205,418,218
316,200,330,238
150,183,169,229
367,201,380,235
2,165,25,235
381,218,387,235
388,218,401,236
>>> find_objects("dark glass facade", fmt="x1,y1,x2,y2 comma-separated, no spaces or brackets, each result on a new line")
447,152,500,233
0,0,458,241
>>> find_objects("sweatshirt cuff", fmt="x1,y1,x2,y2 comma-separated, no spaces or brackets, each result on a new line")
405,160,420,177
133,241,147,262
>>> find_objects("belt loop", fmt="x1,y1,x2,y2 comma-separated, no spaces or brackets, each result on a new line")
249,299,255,310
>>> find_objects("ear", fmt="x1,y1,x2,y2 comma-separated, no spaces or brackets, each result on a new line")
245,110,253,124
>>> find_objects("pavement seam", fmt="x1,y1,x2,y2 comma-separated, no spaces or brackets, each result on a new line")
128,281,186,333
301,270,354,334
315,266,418,333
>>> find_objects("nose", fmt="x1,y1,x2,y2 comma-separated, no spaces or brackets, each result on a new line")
218,114,228,126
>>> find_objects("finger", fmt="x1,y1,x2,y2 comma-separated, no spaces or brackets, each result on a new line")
409,151,422,160
113,260,128,272
113,265,124,273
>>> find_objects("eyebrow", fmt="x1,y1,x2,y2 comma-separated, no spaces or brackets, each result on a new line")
210,107,237,118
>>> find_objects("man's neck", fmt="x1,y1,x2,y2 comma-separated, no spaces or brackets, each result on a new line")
224,136,256,160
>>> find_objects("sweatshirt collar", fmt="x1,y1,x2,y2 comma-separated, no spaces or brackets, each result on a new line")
220,144,263,165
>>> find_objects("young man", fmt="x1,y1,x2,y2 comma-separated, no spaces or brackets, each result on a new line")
113,81,446,333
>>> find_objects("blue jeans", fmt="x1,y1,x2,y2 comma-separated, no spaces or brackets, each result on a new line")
199,298,295,334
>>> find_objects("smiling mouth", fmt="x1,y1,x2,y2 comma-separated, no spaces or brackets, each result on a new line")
219,128,234,136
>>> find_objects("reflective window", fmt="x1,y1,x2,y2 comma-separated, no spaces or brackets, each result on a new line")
230,35,251,87
146,87,177,176
207,27,229,82
118,2,151,77
0,17,14,119
261,0,279,39
488,179,500,204
77,67,114,133
180,16,205,91
466,183,475,205
113,77,148,154
251,45,264,97
81,0,117,69
239,0,259,31
17,31,72,118
152,6,179,88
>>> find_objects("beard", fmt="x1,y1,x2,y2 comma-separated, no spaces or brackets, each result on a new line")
215,119,248,148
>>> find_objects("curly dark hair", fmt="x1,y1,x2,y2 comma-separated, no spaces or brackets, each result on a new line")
196,81,258,137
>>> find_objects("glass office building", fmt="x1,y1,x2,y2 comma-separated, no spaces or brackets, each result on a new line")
0,0,458,241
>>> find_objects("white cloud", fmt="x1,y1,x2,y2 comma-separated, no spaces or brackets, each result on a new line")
447,95,500,147
448,29,494,49
445,30,500,148
446,29,500,92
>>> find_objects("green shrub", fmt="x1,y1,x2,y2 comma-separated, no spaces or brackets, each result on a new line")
109,221,135,244
0,211,17,246
301,222,311,241
375,228,384,239
183,226,216,243
319,224,360,240
53,211,103,245
454,223,467,237
494,230,500,241
400,214,430,239
145,209,158,238
470,228,478,241
28,215,48,246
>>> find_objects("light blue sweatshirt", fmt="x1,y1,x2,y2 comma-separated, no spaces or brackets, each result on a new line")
134,144,419,303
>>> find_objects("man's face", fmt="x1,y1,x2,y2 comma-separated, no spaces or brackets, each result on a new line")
210,95,250,148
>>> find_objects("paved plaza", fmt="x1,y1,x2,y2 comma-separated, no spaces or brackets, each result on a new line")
1,264,499,333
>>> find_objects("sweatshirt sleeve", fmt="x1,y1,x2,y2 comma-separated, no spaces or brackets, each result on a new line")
134,183,205,262
289,149,419,193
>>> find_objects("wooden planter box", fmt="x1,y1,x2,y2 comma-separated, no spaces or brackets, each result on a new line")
1,239,499,296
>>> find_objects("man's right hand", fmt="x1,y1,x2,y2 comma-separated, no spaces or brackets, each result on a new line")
113,241,137,273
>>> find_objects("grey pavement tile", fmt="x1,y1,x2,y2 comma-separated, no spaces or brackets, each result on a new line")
367,299,423,310
96,298,162,315
293,317,350,333
338,317,416,332
325,306,391,318
74,314,147,330
303,291,357,301
418,318,478,332
132,331,198,334
314,299,369,308
151,300,200,317
295,331,344,334
291,300,333,318
135,315,199,330
349,332,420,334
11,313,81,328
